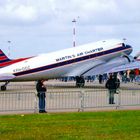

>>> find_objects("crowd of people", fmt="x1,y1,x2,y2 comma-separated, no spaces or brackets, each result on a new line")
119,69,140,83
97,69,140,84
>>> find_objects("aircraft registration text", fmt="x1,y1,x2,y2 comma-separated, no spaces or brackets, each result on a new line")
13,66,30,73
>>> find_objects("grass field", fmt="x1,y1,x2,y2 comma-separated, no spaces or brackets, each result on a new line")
0,110,140,140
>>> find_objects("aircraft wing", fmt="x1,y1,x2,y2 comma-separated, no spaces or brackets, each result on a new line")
0,73,16,81
83,59,140,76
64,59,106,76
107,61,140,73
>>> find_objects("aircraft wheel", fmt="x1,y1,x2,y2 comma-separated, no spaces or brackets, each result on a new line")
1,85,6,91
76,76,85,88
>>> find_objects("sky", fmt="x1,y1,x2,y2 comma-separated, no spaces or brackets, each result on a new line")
0,0,140,58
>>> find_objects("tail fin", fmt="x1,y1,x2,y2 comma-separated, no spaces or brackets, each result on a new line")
0,49,32,68
0,49,12,68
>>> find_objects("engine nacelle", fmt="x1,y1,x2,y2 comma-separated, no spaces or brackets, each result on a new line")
106,55,134,65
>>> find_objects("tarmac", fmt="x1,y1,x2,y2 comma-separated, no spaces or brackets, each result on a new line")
1,79,140,91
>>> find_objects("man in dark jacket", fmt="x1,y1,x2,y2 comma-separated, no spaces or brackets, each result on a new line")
105,74,120,104
36,80,47,113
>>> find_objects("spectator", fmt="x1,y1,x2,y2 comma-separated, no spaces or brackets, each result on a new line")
105,74,120,104
99,74,103,84
36,80,47,113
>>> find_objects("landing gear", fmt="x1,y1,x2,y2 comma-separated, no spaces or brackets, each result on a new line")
1,81,10,91
76,76,85,88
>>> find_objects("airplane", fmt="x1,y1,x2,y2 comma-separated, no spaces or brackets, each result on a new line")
0,38,140,91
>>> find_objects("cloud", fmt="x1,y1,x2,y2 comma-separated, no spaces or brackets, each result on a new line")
0,0,140,58
0,0,53,25
0,0,140,26
0,2,36,25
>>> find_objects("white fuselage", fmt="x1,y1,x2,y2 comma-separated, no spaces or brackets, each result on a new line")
0,39,132,81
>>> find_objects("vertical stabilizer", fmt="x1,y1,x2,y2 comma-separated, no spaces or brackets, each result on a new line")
0,49,11,67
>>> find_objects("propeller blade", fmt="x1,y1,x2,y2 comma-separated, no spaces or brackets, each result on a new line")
134,51,140,59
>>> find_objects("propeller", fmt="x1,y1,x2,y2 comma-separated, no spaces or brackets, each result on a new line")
134,51,140,59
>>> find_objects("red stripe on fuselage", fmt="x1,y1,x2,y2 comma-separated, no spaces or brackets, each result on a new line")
0,57,32,67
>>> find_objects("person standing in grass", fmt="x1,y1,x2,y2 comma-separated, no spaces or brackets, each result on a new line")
36,80,47,113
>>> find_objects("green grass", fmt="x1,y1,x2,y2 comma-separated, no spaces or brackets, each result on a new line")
0,110,140,140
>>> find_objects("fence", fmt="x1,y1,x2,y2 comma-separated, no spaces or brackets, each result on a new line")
0,89,140,113
46,89,140,111
0,92,36,113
